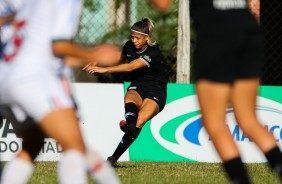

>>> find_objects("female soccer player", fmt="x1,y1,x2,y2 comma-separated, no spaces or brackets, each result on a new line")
0,0,120,183
191,0,282,183
84,17,167,167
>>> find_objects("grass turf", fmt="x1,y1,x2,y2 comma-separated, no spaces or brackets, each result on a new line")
3,161,280,184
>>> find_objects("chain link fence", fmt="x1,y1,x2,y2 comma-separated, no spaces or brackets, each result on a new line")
74,0,179,83
75,0,282,85
2,1,279,85
261,0,282,85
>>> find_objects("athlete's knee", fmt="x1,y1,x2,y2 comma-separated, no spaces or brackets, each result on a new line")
136,114,149,128
204,122,225,136
238,119,261,137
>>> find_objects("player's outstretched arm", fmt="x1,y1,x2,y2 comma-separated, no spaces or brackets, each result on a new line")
149,0,172,11
52,41,121,67
83,58,146,74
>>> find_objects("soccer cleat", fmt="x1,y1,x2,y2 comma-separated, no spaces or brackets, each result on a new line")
119,120,128,133
107,156,117,167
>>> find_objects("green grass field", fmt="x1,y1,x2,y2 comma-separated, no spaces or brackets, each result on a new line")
23,161,280,184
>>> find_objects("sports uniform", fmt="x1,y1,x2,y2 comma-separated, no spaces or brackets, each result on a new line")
0,0,22,56
191,0,263,83
0,0,82,122
192,1,282,183
0,1,121,183
85,17,169,167
122,40,167,111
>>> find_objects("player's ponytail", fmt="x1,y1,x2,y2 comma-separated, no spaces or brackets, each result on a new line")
131,17,156,46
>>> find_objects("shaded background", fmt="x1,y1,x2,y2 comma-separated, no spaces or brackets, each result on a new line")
261,0,282,85
73,0,178,83
72,0,281,86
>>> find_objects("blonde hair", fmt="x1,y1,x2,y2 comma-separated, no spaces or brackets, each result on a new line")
131,17,156,46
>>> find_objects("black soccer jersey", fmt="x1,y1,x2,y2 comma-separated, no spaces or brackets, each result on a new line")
122,40,166,86
191,0,263,83
190,0,258,33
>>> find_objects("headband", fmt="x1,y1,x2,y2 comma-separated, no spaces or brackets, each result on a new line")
131,29,149,36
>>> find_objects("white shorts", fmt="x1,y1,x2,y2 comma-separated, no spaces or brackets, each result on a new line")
0,72,75,122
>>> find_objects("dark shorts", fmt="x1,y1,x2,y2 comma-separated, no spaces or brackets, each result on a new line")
127,82,167,112
193,27,263,83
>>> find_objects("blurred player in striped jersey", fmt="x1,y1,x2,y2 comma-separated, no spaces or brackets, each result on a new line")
0,0,23,180
0,0,121,183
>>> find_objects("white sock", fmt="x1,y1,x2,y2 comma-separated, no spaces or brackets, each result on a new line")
86,150,121,184
58,150,87,184
1,158,34,184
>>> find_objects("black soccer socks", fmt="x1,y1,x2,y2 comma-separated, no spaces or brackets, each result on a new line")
223,157,251,184
265,146,282,179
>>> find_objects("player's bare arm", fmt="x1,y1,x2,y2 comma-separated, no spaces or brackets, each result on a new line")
83,58,146,74
52,41,121,67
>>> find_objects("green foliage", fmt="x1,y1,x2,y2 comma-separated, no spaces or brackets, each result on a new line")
99,0,179,82
98,24,130,47
114,0,124,10
137,1,179,82
75,0,196,82
83,0,100,12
